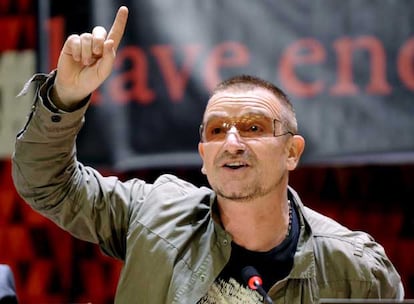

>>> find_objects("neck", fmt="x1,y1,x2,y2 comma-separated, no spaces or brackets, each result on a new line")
217,189,291,252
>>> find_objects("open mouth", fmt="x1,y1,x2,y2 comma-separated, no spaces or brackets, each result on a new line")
223,161,248,170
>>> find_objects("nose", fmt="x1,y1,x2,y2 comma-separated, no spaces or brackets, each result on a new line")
223,126,245,154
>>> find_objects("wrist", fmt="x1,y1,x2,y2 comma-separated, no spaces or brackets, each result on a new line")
49,85,80,112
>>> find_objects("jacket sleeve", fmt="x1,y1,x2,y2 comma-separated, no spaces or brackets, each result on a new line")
365,239,405,300
303,205,405,300
12,72,149,260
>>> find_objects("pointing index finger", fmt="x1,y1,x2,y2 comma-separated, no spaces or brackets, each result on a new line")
107,6,129,51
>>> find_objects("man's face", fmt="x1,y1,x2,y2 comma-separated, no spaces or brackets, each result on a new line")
198,87,302,202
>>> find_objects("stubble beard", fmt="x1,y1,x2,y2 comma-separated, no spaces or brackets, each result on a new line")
213,173,285,203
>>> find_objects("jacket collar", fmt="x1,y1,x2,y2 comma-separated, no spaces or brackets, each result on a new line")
207,185,317,280
287,186,316,279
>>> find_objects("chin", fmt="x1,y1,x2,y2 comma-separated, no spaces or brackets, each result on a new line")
219,194,252,202
217,188,257,202
216,182,274,202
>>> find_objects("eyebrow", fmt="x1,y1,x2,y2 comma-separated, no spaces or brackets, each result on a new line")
204,110,271,122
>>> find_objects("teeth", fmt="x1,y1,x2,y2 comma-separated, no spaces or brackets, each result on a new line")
226,162,245,167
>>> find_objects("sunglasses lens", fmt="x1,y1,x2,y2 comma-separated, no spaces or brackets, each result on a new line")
202,114,275,142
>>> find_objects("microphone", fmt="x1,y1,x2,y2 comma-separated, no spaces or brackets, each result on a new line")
241,266,274,304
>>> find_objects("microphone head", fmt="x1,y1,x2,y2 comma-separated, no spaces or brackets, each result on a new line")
241,266,263,290
241,266,258,280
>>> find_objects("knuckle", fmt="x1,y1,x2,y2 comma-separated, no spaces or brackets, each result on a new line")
93,25,106,33
80,33,93,42
67,34,80,43
93,36,105,44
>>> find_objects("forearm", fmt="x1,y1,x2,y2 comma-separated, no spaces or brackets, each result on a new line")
13,72,136,260
11,72,102,240
13,71,87,203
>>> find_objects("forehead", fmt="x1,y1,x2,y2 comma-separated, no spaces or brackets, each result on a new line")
204,87,282,120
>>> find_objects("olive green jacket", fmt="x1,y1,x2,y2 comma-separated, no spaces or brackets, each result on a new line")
12,73,404,303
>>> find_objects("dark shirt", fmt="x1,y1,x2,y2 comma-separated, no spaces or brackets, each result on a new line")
218,203,300,292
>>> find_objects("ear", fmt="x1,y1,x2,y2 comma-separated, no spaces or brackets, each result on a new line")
198,142,207,175
286,135,305,171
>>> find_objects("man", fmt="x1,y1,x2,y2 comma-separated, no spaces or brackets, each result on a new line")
12,6,403,303
0,265,18,304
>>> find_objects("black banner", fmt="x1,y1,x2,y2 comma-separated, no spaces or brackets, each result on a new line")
68,0,414,170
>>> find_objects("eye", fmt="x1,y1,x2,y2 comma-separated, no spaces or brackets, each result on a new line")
204,120,228,141
211,126,225,135
248,124,261,133
240,121,264,135
237,114,272,137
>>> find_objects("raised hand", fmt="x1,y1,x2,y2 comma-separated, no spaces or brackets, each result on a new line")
51,6,129,110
